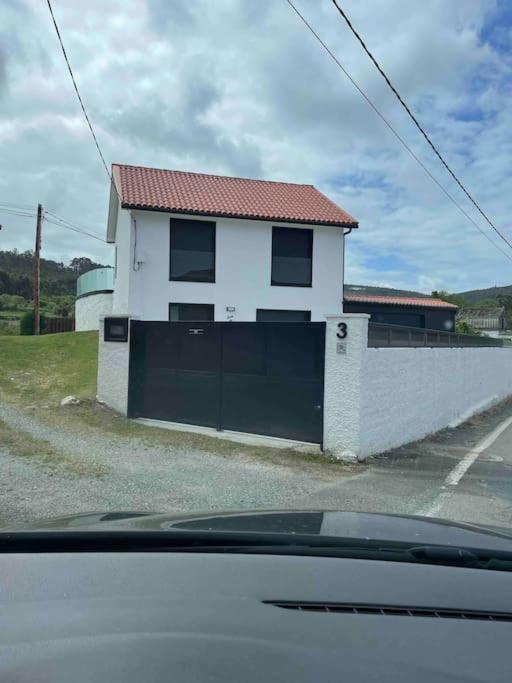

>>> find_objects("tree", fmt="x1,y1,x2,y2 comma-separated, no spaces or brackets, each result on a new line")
455,320,481,336
431,290,466,309
69,257,95,275
0,294,28,311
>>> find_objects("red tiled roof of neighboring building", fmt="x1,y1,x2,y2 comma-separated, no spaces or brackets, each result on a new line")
112,164,358,227
344,293,458,310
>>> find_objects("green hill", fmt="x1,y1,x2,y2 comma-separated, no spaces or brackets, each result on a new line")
345,284,427,298
454,285,512,305
0,250,107,298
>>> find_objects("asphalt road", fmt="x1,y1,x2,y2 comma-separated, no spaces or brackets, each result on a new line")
1,398,512,529
306,399,512,528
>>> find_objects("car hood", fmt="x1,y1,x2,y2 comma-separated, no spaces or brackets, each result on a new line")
9,510,512,551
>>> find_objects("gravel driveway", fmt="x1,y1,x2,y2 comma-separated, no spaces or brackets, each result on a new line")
0,400,359,526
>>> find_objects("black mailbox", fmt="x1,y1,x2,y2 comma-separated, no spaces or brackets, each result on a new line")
104,317,129,342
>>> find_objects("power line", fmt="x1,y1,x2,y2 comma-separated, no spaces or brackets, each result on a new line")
0,206,105,243
45,0,119,199
0,203,104,240
44,213,105,243
44,217,105,243
285,0,512,265
0,207,36,218
45,208,100,233
0,202,35,212
329,0,512,250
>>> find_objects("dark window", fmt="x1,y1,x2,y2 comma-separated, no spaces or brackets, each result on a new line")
256,309,311,322
372,312,425,328
271,226,313,287
169,303,214,321
169,218,215,282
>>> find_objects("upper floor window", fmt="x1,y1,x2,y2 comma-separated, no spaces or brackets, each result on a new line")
169,218,215,282
271,226,313,287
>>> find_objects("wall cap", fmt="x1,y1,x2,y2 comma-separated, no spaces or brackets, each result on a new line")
325,313,370,320
99,313,132,320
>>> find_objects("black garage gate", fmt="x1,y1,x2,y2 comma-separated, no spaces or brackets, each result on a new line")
128,321,325,444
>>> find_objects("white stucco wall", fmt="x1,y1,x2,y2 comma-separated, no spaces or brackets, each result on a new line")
97,315,132,415
113,209,344,322
112,206,133,314
360,346,512,456
75,292,113,331
324,314,512,460
323,315,369,460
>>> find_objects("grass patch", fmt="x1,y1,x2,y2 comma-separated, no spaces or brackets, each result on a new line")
0,331,98,405
0,417,108,477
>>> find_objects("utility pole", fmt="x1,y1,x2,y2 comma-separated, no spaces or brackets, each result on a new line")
33,204,43,335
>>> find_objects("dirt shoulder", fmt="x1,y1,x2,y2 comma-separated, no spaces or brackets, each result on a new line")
0,398,361,526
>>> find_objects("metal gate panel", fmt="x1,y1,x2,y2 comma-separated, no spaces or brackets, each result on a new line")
220,323,325,443
128,321,325,444
129,321,221,428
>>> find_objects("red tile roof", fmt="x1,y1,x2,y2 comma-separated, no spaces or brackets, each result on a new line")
112,164,357,227
344,293,458,310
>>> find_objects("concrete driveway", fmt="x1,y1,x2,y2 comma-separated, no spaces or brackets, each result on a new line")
1,398,512,529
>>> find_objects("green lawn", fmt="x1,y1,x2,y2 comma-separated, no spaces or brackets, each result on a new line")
0,331,98,405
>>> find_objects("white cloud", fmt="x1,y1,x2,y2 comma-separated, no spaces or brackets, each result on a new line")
0,0,511,292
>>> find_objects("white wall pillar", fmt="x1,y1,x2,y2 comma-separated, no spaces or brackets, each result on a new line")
323,314,369,461
97,315,132,415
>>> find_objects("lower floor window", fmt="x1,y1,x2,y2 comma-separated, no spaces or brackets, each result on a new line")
256,309,311,322
169,303,214,321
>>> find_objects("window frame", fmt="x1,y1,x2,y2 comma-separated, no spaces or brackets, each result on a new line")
256,308,312,323
169,218,216,284
271,226,313,288
168,302,215,322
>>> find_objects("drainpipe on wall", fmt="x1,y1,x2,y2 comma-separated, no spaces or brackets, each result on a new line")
342,227,353,313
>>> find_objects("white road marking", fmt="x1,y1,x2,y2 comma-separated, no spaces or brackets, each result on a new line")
419,415,512,517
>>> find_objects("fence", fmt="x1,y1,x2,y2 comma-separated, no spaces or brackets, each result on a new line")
44,317,75,334
368,322,511,348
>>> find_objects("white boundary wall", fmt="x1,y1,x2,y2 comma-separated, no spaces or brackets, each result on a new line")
75,292,113,331
97,314,131,415
324,315,512,461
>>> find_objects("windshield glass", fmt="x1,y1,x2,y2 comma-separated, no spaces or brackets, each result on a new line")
1,0,512,543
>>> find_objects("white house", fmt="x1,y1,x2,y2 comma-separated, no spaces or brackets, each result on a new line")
97,164,512,459
106,164,358,322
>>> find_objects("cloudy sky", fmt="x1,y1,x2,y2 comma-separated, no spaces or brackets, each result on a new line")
1,0,511,292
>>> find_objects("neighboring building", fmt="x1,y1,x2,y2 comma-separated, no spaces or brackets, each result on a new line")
457,307,507,336
75,267,114,331
106,164,358,322
343,293,458,331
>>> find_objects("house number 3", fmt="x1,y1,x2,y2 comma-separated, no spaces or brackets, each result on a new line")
337,322,348,339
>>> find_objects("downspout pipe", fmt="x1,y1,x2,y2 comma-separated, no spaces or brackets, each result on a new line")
342,227,354,312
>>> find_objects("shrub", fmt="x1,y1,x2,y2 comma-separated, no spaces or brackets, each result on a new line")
0,320,19,336
20,310,47,335
0,293,28,311
455,320,481,336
